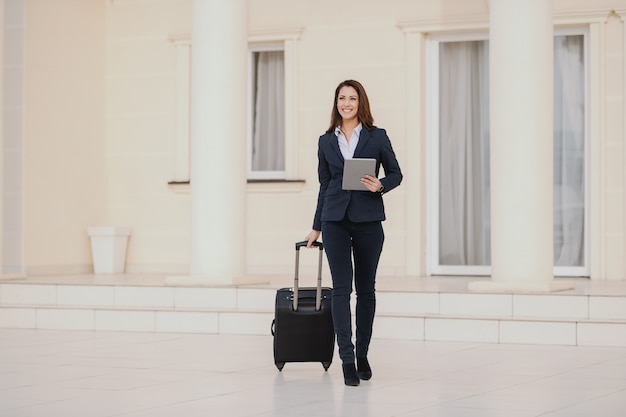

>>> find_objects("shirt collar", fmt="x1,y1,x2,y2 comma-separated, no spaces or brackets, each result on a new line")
335,123,363,137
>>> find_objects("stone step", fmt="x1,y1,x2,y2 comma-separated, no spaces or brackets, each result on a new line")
1,280,625,347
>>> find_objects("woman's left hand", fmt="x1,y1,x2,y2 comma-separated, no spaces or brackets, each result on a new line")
360,175,382,193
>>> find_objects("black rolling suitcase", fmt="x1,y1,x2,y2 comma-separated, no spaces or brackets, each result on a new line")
272,241,334,371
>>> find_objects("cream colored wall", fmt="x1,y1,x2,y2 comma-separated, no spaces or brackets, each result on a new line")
105,0,191,273
246,0,423,275
107,0,626,278
23,0,107,273
245,0,492,275
18,0,626,280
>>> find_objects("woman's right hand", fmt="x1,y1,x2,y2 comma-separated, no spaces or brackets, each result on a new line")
305,230,321,248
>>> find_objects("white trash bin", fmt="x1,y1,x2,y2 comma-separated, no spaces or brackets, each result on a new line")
87,227,132,273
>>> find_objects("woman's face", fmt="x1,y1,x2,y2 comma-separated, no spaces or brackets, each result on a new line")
336,86,359,123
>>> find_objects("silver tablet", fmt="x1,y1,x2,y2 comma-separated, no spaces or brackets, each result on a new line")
342,158,376,191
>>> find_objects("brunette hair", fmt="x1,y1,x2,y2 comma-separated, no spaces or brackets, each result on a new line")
326,79,375,133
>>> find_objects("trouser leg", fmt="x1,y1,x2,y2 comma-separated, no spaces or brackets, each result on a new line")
352,221,384,358
321,219,355,364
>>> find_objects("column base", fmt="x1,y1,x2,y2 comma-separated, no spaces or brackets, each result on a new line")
468,280,575,293
165,274,269,287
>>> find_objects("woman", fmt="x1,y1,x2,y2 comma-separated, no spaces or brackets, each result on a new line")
305,79,403,386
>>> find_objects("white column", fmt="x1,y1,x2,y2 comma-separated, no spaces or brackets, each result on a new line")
469,0,572,292
0,0,5,276
0,0,24,281
169,0,249,285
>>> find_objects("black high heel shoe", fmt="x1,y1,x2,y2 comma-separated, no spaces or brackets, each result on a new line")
357,357,372,380
342,363,360,386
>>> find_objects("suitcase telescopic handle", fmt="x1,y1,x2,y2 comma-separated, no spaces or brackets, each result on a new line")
295,241,323,250
293,241,324,312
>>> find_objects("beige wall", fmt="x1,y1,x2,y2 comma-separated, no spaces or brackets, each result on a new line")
22,0,106,273
246,0,418,275
13,0,626,280
104,0,191,273
594,10,626,280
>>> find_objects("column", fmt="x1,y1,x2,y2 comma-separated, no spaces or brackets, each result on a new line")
0,0,4,276
0,0,26,280
168,0,249,285
469,0,572,292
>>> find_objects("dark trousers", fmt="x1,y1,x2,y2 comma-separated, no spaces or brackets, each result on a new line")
321,217,384,364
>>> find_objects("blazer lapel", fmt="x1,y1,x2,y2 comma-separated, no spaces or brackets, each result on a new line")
328,132,344,161
353,128,371,157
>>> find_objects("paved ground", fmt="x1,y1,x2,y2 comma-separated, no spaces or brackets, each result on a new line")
1,329,625,416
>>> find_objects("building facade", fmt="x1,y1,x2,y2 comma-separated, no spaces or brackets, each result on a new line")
1,0,626,285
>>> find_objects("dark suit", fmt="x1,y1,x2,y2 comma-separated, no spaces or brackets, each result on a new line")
313,127,403,230
312,127,402,364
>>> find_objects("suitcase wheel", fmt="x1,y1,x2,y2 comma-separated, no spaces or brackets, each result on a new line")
322,361,331,371
275,362,285,371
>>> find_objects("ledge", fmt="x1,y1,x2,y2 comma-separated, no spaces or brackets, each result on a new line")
168,181,190,194
247,179,306,194
168,179,306,194
397,8,619,33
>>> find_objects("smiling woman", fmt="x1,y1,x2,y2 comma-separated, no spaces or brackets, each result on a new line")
304,79,403,386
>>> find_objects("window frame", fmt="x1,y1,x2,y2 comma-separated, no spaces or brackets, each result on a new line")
167,29,301,191
246,30,300,181
552,26,591,277
426,28,590,277
426,31,491,277
247,42,286,180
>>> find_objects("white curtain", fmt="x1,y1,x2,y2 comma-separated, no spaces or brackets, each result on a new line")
252,51,285,172
553,35,585,266
438,36,585,268
438,41,491,265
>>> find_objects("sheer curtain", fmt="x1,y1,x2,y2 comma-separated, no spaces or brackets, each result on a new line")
553,35,585,266
252,51,285,172
437,35,585,270
438,41,491,266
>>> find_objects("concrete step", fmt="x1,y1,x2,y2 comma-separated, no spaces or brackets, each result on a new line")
1,279,625,347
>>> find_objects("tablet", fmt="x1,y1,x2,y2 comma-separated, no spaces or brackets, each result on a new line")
342,158,376,191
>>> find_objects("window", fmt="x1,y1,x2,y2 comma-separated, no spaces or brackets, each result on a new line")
248,45,285,179
168,30,300,190
436,38,491,271
553,32,587,272
428,29,589,276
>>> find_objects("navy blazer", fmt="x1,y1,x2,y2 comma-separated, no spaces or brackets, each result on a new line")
312,127,403,231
